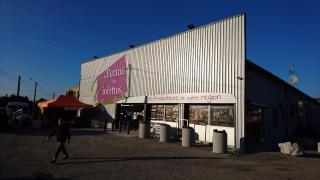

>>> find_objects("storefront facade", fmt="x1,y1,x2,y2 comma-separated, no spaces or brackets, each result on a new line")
117,93,236,146
80,14,246,148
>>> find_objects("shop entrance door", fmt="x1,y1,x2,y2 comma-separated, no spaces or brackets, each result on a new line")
245,106,264,145
116,104,144,130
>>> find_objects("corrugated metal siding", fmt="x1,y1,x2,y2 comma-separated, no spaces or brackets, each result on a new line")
79,14,245,148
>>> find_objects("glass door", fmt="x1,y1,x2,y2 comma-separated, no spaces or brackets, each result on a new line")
245,106,264,144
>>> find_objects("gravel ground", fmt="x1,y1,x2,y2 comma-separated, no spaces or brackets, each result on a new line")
0,128,320,180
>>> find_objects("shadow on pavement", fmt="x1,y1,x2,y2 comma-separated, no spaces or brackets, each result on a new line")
3,178,70,180
243,144,278,154
301,153,320,158
55,156,223,165
70,129,105,136
3,172,70,180
10,128,105,136
11,128,50,136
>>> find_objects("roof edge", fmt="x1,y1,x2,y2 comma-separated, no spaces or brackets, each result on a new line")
82,13,246,65
246,59,320,106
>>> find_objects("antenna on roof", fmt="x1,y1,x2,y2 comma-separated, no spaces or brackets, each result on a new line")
289,65,298,86
187,24,195,30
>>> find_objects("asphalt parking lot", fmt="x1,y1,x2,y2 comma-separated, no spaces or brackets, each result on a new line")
1,128,320,180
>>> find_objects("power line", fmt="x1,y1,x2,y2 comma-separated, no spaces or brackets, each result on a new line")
0,68,55,98
37,84,51,95
0,85,16,91
20,78,34,85
0,68,18,76
0,69,18,80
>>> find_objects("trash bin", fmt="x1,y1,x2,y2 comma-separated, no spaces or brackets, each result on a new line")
182,127,194,147
160,124,170,142
212,129,227,153
139,122,150,139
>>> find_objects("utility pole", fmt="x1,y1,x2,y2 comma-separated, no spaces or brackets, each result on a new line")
53,91,55,99
31,80,37,119
17,76,21,97
78,74,81,99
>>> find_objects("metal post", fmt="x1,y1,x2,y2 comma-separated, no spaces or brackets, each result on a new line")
17,76,21,97
178,104,185,138
118,120,122,133
143,103,147,122
78,74,81,99
32,81,37,119
103,121,107,133
111,119,115,132
113,104,118,132
127,64,132,97
127,121,130,135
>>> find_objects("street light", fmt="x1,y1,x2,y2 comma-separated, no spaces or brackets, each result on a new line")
30,78,37,119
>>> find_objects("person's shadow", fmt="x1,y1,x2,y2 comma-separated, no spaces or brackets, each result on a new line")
55,156,223,165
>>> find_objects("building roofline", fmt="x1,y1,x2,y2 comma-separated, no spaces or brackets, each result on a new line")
82,13,246,65
246,59,320,106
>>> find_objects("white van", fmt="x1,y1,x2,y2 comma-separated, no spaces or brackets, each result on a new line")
7,102,31,126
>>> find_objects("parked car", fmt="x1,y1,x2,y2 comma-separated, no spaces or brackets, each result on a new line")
7,102,31,126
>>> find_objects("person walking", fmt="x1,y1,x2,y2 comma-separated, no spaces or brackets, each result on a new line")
47,118,71,164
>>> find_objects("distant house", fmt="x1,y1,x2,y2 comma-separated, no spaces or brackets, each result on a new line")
66,86,79,99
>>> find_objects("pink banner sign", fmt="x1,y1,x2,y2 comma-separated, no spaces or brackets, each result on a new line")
97,55,127,104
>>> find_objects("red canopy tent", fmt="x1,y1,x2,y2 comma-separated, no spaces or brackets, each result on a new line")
38,95,92,113
37,95,93,128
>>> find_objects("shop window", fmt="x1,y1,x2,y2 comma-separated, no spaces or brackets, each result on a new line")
150,105,164,121
210,105,234,127
189,105,209,125
165,105,179,122
150,104,179,122
272,108,279,127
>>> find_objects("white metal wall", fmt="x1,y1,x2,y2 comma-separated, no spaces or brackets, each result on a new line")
80,14,245,148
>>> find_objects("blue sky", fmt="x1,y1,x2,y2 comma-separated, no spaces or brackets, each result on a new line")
0,0,319,100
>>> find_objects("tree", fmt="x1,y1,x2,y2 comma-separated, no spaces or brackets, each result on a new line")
0,95,30,107
37,98,47,103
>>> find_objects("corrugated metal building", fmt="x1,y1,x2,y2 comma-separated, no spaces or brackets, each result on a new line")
79,14,320,149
